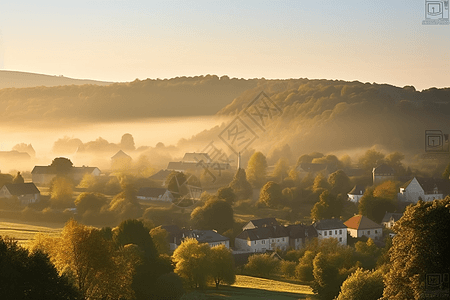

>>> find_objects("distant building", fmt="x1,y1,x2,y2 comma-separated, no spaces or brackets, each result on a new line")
286,224,318,250
136,187,173,202
348,185,366,203
372,164,395,185
148,169,173,186
111,150,132,170
166,152,230,173
242,218,279,230
182,153,212,164
0,183,40,205
160,225,230,251
235,225,289,253
344,215,383,240
312,219,347,246
398,177,444,203
161,225,183,251
381,212,403,229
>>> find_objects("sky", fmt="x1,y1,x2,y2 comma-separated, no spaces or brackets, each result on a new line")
0,0,449,90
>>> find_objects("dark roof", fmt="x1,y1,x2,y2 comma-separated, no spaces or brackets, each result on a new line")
166,161,202,171
401,177,449,195
348,185,365,195
187,230,229,243
344,215,382,230
149,169,173,181
137,187,169,198
236,225,288,241
111,150,131,159
373,164,394,174
286,224,318,239
246,218,279,228
3,183,40,195
313,219,347,230
31,166,99,174
382,212,403,223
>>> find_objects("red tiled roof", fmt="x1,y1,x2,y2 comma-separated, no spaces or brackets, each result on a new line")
344,215,382,230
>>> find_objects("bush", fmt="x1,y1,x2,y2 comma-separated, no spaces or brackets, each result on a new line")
245,254,279,277
279,260,297,278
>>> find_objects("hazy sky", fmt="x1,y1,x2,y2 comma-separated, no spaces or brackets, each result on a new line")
0,0,448,90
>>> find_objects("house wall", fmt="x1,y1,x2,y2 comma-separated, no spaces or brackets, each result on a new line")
267,237,289,251
235,238,252,252
348,194,363,203
317,228,347,246
373,174,394,185
289,237,303,250
18,193,40,205
398,178,442,203
0,186,11,198
208,240,229,249
358,228,383,240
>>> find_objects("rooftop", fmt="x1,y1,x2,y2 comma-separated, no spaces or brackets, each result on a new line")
344,215,382,230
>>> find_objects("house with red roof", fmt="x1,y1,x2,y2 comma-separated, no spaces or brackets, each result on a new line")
344,215,383,240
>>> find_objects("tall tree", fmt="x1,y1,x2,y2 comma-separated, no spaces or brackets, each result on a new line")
358,187,396,223
272,157,290,182
216,186,236,205
358,149,385,172
190,197,234,234
50,157,74,175
173,238,212,289
311,190,344,221
337,268,384,300
229,168,253,200
258,181,283,208
50,176,74,208
246,151,268,188
12,171,25,184
210,245,236,288
383,198,450,299
327,170,352,195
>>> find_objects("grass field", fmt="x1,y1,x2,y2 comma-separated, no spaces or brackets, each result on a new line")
0,220,63,247
185,275,315,300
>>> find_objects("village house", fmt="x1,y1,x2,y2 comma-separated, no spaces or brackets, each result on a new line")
148,169,173,186
235,225,290,253
372,164,395,185
381,212,403,229
347,185,365,203
160,225,230,251
242,218,279,230
398,177,445,203
344,215,383,240
312,219,348,246
111,150,132,170
166,152,231,174
136,187,173,202
286,223,318,250
0,183,40,205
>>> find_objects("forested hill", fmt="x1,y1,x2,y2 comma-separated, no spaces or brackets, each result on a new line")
185,79,450,156
0,75,258,124
0,70,113,89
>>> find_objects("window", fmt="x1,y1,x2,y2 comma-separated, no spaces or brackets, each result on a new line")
339,229,342,234
254,241,256,245
324,231,327,236
262,240,265,244
375,230,378,234
335,230,337,235
282,238,285,241
368,230,371,235
339,237,342,242
329,231,332,236
272,239,274,243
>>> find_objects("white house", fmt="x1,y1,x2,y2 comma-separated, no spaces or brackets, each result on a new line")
344,215,383,240
185,230,230,249
381,212,403,229
398,177,444,203
312,219,347,246
0,183,40,205
373,164,395,185
348,185,365,203
235,225,289,253
137,187,173,202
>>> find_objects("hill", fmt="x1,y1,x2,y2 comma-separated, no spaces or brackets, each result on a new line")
0,70,113,89
0,75,258,125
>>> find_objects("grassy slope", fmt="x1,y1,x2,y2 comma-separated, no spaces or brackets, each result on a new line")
0,220,63,247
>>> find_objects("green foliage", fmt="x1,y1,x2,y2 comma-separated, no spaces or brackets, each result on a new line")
354,238,380,270
258,181,283,208
327,170,351,195
0,236,79,299
295,250,316,281
272,157,290,181
113,219,157,260
229,168,253,200
279,260,297,278
336,268,384,300
245,254,279,277
50,176,74,208
246,152,268,188
173,238,212,289
358,187,396,223
385,151,406,175
216,186,236,205
150,226,170,255
190,197,234,234
152,272,185,300
312,173,329,194
210,244,236,288
109,178,142,222
74,192,108,216
383,198,450,300
311,190,344,221
358,149,385,172
50,157,74,175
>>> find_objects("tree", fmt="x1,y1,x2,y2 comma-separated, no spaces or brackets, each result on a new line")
190,197,234,234
373,180,398,202
173,238,212,289
313,173,329,194
246,151,268,188
113,219,157,260
358,187,396,223
50,176,74,208
383,198,450,300
210,245,236,288
229,168,253,200
337,268,384,300
245,253,279,277
12,171,25,184
74,192,108,216
32,219,134,300
385,151,406,175
150,226,170,255
0,236,79,300
327,170,351,196
120,133,135,151
311,190,344,221
272,157,290,181
109,177,142,221
259,181,283,208
216,186,236,205
50,157,73,175
358,149,385,172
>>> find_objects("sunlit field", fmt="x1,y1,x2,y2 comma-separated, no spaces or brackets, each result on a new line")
0,220,62,247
